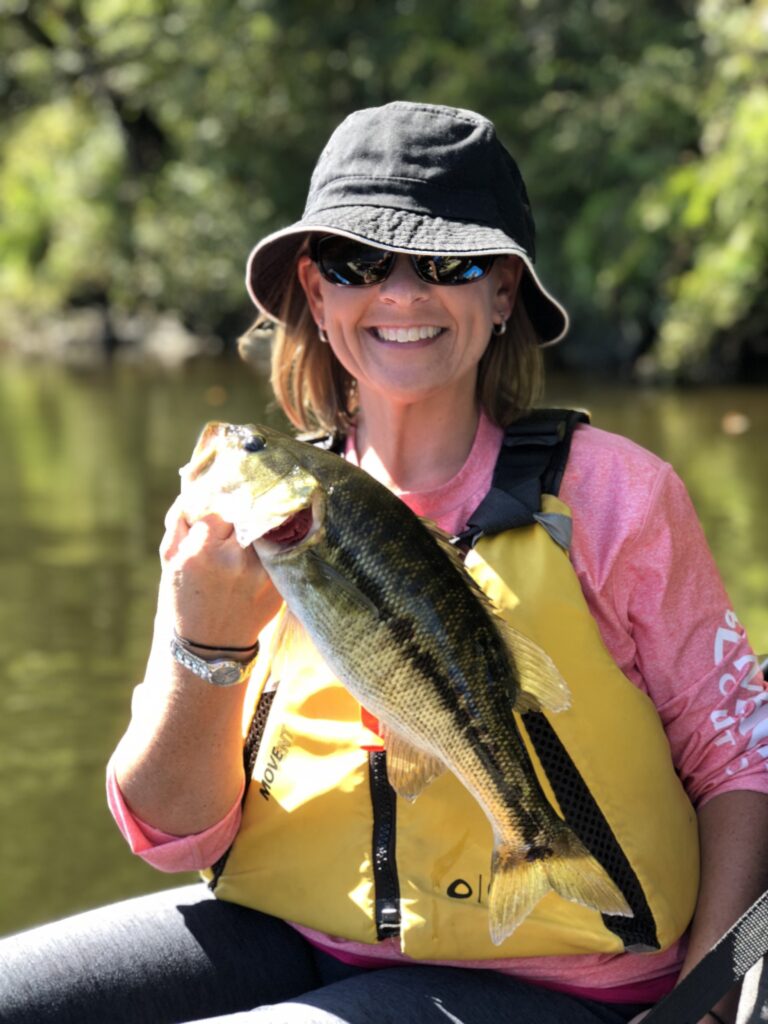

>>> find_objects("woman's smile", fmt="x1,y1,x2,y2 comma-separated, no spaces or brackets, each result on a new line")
367,324,447,345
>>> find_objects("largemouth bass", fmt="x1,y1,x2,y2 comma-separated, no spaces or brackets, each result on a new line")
179,422,631,942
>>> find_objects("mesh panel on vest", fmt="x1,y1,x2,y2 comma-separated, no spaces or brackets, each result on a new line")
208,689,277,889
522,710,660,951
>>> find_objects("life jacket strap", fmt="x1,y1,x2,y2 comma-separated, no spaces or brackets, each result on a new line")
301,430,345,454
457,408,589,550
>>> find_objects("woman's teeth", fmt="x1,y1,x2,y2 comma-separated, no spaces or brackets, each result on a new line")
372,326,443,343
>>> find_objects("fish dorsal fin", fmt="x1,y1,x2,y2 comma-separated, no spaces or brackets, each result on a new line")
420,516,514,612
498,620,571,714
380,724,445,802
419,515,475,572
419,517,570,715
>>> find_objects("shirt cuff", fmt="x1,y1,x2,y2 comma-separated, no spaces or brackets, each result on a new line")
106,758,243,872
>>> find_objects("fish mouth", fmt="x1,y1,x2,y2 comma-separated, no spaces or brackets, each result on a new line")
261,505,314,549
254,487,326,557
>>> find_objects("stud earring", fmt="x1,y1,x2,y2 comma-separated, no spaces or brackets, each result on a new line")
492,318,507,337
318,326,329,344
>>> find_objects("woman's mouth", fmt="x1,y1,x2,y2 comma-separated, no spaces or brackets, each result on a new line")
369,325,445,344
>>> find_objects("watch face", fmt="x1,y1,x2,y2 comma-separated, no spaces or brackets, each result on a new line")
170,637,254,686
210,663,242,686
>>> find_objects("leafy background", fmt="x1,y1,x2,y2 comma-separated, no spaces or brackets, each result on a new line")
2,0,767,380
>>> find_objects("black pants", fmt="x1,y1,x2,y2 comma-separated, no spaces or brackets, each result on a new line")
0,884,649,1024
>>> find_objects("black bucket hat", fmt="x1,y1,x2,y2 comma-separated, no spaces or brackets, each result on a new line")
246,101,569,346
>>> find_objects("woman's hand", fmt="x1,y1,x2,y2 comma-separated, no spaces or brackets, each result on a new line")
628,792,768,1024
158,496,282,649
111,497,283,836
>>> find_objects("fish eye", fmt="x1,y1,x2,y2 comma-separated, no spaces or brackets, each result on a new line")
243,434,266,452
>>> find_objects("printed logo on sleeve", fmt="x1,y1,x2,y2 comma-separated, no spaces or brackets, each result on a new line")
709,611,768,774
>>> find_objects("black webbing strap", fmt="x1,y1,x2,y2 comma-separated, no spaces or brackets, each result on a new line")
643,885,768,1023
302,431,345,454
457,408,589,548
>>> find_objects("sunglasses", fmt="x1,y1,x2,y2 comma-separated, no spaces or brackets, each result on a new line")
310,236,496,287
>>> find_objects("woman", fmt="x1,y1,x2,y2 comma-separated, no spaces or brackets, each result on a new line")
1,102,766,1024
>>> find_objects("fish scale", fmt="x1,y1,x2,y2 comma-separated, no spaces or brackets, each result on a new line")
179,421,633,943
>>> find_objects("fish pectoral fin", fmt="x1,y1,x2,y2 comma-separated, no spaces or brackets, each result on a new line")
380,726,445,801
306,551,380,618
497,619,571,714
269,606,310,674
488,826,632,946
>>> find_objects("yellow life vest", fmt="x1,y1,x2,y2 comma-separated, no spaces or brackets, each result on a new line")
204,415,699,961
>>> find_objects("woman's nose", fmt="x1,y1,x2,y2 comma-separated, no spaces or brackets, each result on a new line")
378,255,430,303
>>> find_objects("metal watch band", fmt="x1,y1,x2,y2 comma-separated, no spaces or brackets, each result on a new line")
169,636,258,687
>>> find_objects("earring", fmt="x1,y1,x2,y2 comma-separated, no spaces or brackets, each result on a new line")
318,326,329,344
492,318,507,337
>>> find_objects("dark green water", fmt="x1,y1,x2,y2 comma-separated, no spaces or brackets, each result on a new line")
0,357,766,937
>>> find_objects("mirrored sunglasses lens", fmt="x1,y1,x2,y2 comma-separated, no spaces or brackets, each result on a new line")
418,255,495,284
317,239,393,285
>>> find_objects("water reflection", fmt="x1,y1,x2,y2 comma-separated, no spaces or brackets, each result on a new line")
0,358,765,936
0,357,284,935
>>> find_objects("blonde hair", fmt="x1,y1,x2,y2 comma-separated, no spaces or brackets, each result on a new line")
240,269,544,435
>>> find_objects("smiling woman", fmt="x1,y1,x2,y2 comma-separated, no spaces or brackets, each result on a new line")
295,247,523,452
0,102,766,1024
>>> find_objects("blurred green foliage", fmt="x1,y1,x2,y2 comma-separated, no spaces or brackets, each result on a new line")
1,0,767,377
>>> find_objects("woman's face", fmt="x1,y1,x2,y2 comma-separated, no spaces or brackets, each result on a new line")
297,247,522,410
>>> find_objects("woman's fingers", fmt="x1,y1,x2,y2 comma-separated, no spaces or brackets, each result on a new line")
160,496,191,562
161,501,236,564
177,516,236,560
156,500,279,648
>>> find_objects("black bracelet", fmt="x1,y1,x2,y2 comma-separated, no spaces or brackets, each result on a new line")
174,630,260,654
708,1011,727,1024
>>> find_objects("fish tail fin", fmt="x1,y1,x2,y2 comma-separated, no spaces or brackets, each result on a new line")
545,825,633,918
488,827,632,946
488,848,552,945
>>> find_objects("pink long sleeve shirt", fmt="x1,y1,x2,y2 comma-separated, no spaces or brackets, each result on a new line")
108,415,768,1004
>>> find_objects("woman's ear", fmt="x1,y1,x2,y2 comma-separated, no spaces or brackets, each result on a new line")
494,255,524,321
296,255,325,326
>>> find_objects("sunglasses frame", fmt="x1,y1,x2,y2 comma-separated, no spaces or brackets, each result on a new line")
309,236,497,288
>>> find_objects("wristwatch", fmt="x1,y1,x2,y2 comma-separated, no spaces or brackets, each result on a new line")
169,636,258,687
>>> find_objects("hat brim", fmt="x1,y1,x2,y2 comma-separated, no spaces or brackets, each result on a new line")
246,207,569,346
